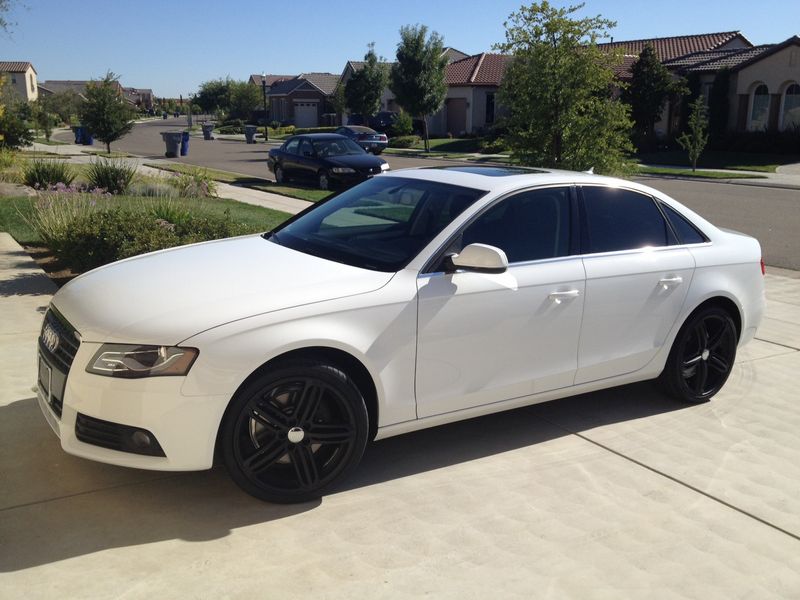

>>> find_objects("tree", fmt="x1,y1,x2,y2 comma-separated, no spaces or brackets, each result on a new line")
0,101,34,149
32,99,55,140
228,81,261,121
79,72,136,154
677,95,708,171
40,90,82,125
195,78,231,115
345,43,389,124
708,68,730,144
390,25,448,152
495,2,633,174
0,0,14,33
624,44,682,150
330,82,347,123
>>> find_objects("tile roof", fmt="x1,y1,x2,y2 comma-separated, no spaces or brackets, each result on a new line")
250,74,294,86
664,45,775,72
446,53,511,86
268,73,340,96
0,61,35,73
598,31,750,62
39,80,91,96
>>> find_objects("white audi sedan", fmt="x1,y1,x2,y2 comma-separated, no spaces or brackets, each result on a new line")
36,166,765,503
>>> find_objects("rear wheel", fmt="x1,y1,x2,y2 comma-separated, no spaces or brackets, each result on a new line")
220,359,369,503
274,164,286,184
660,306,738,403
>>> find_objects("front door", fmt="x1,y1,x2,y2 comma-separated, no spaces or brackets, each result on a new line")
415,186,585,418
446,98,467,136
575,185,695,384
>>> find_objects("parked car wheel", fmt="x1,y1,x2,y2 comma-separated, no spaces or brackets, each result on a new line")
274,165,286,184
318,170,330,191
220,359,369,503
660,306,738,403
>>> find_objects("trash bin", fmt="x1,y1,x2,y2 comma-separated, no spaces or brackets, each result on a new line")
180,131,190,156
72,126,83,144
201,123,215,140
244,124,257,144
161,131,184,158
82,130,94,146
162,112,168,120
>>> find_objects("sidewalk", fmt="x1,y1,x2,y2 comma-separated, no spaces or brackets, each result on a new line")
1,230,800,597
638,162,800,190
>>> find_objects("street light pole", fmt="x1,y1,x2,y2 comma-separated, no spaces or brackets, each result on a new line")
261,72,269,142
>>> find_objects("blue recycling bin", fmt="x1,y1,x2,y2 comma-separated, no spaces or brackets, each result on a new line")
180,131,190,156
83,130,94,145
72,126,83,144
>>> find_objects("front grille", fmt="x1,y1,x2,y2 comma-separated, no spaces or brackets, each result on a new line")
39,309,80,372
75,413,166,457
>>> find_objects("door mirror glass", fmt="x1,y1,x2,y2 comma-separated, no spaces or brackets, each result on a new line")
450,243,508,273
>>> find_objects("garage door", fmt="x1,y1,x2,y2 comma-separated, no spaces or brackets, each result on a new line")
294,102,318,128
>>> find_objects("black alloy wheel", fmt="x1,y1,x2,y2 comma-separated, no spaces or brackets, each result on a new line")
221,360,368,503
661,306,738,403
274,164,285,184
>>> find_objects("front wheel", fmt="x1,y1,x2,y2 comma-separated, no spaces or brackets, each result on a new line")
317,170,330,191
659,306,738,403
220,359,369,503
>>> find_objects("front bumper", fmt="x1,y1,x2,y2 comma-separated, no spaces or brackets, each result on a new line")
37,339,229,471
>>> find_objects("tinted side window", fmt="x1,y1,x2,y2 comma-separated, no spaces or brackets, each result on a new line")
284,138,300,155
300,140,314,156
460,187,571,263
661,203,707,244
581,187,669,253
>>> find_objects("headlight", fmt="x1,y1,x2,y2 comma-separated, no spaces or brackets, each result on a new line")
87,344,198,378
380,163,390,171
330,167,356,174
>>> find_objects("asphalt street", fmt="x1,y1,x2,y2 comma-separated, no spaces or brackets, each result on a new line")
55,118,800,270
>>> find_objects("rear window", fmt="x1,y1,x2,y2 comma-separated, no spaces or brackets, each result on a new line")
661,203,707,244
581,186,670,253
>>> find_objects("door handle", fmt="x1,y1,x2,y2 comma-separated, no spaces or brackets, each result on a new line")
548,290,580,304
659,276,683,290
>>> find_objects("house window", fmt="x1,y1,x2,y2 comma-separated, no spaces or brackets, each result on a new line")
29,74,35,93
485,92,495,125
780,83,800,131
748,84,770,131
11,74,16,84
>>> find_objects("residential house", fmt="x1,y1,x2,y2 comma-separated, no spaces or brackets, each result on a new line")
0,61,38,102
664,36,800,133
39,79,125,100
266,73,340,127
122,87,155,110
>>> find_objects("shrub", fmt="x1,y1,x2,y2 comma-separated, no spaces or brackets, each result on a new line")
168,167,218,197
217,125,244,134
292,126,338,135
222,118,244,128
23,159,76,188
86,158,137,194
710,130,800,155
127,180,177,198
479,137,507,154
270,120,280,130
391,111,413,136
388,135,421,149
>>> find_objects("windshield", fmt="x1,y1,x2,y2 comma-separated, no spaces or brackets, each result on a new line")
313,138,365,157
267,177,486,271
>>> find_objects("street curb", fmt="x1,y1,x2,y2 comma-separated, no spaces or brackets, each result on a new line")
634,173,800,192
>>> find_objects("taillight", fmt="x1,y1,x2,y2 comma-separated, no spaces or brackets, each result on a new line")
760,257,766,275
380,135,387,141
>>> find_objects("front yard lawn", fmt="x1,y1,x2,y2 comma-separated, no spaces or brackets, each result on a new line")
635,166,768,179
637,151,799,173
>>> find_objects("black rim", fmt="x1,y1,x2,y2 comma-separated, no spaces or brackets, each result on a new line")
680,314,736,398
275,166,283,182
233,376,357,494
319,172,328,190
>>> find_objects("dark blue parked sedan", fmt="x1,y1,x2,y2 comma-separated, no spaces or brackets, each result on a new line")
268,134,390,190
335,126,388,155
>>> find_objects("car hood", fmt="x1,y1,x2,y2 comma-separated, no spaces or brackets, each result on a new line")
326,153,385,169
52,235,394,344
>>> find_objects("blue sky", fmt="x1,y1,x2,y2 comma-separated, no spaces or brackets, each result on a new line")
1,0,797,97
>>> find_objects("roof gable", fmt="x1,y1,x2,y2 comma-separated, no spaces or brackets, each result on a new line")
598,31,752,62
0,61,36,74
446,53,511,86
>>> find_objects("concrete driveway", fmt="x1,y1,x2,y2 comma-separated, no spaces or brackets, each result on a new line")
2,233,799,598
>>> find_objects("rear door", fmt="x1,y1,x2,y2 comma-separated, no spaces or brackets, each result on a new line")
296,139,318,181
575,185,695,384
280,138,302,178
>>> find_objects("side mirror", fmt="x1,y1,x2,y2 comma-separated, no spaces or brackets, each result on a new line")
448,243,508,273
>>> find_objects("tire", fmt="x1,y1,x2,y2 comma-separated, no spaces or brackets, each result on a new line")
220,359,369,503
659,306,738,403
318,170,330,191
274,164,286,184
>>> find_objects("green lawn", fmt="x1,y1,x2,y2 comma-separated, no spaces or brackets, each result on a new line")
81,150,136,158
637,150,799,173
635,166,768,179
0,194,290,245
33,137,70,146
144,162,331,202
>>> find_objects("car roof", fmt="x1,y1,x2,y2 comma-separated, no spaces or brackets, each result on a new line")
341,126,375,132
381,165,661,196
